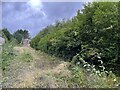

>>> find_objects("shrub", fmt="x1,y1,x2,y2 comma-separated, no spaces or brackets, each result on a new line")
30,2,120,76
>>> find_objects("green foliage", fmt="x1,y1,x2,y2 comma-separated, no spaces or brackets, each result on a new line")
69,63,120,88
70,65,86,87
17,52,32,62
30,2,120,76
1,39,32,70
2,28,13,41
13,29,30,44
2,39,17,70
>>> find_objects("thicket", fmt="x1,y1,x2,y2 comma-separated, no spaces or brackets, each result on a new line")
30,2,120,76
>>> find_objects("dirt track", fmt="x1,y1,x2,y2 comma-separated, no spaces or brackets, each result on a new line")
2,46,72,88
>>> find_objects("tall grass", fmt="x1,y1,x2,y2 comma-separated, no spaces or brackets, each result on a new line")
2,40,17,71
69,62,120,88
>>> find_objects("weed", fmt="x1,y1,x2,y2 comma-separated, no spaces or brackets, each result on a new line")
18,52,32,62
69,61,120,88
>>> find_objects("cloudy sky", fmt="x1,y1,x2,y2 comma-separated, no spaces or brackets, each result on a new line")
2,0,85,37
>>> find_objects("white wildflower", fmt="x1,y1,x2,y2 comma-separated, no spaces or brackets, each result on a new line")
98,56,101,59
87,64,90,67
105,71,108,74
99,73,101,76
77,62,80,65
98,60,103,64
93,68,96,71
96,70,100,74
103,66,105,71
83,64,87,67
87,69,90,71
109,71,112,73
113,79,116,82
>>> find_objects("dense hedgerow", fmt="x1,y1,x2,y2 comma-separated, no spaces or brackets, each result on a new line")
30,2,120,75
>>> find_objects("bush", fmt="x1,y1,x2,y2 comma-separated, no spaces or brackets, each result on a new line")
30,2,120,76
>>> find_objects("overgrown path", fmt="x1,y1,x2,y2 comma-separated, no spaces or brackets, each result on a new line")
3,46,72,88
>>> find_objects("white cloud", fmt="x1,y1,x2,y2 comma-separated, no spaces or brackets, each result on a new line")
2,2,83,37
3,0,46,21
27,0,46,17
27,0,42,11
28,0,42,7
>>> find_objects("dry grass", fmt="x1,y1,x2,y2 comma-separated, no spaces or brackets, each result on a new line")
3,46,119,88
3,46,72,88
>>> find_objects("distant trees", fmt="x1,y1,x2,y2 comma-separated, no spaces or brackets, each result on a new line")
1,28,30,44
13,29,30,44
2,28,13,41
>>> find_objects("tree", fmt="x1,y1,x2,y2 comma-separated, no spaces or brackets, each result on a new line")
13,29,30,44
2,28,13,41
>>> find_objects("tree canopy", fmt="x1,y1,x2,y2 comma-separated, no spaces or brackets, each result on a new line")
2,28,13,41
13,29,30,44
